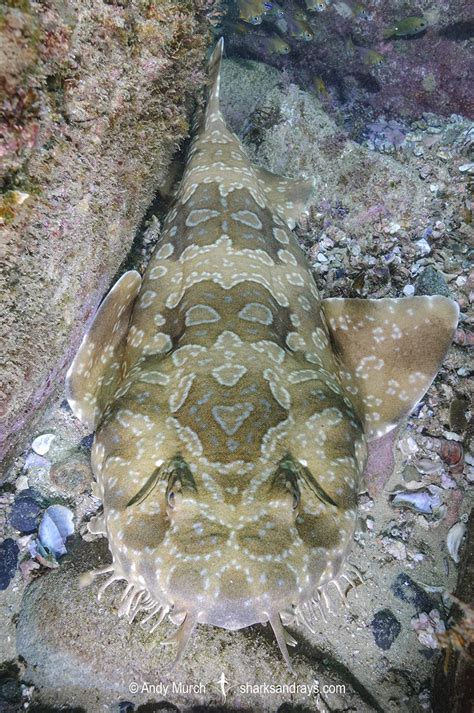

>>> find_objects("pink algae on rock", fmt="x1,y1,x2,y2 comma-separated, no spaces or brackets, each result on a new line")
0,0,221,467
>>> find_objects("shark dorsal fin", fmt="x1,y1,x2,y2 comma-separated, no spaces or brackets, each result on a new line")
256,165,316,229
66,270,142,430
205,36,224,126
321,295,459,439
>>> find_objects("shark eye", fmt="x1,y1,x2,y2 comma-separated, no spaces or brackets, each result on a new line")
165,456,197,510
291,487,300,510
271,458,301,510
166,476,183,511
167,489,176,509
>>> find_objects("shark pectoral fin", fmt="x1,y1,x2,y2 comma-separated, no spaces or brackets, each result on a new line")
256,166,316,229
321,296,459,440
66,270,142,430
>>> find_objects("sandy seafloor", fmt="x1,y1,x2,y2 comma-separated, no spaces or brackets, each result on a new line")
0,53,473,713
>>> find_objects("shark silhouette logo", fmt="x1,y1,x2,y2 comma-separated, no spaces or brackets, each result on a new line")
215,671,239,703
217,672,229,702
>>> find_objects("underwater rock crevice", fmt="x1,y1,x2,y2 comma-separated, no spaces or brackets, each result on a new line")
0,0,218,470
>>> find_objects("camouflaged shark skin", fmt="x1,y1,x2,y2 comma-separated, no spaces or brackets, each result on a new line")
66,39,459,667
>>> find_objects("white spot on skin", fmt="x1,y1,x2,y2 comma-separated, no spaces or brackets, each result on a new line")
230,211,263,229
154,243,174,260
153,313,166,326
288,369,320,384
142,332,172,355
238,303,273,326
263,369,291,410
286,332,306,351
169,374,195,412
138,371,170,385
149,265,168,280
277,249,297,266
185,209,220,227
286,273,305,287
355,355,385,379
272,227,289,244
212,364,248,386
185,304,221,326
298,295,312,312
212,403,254,435
138,290,156,309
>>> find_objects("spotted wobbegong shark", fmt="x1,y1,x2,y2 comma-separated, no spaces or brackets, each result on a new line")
67,38,459,669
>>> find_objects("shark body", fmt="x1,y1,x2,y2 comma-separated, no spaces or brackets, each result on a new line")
67,39,458,667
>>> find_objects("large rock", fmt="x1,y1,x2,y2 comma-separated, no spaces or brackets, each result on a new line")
221,58,435,239
0,0,214,467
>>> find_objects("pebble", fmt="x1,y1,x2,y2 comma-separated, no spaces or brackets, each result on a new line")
448,398,469,432
446,521,466,563
80,434,94,450
391,573,436,613
118,703,135,713
0,669,23,707
439,440,464,474
50,458,92,496
31,433,55,456
411,610,445,649
24,452,50,471
436,148,451,161
415,266,450,297
15,475,29,492
370,609,401,650
8,495,42,534
38,505,75,557
459,162,474,173
414,238,431,256
388,222,401,234
398,435,418,457
0,538,20,590
403,284,415,296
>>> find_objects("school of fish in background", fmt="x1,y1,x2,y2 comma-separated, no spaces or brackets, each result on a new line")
219,0,473,120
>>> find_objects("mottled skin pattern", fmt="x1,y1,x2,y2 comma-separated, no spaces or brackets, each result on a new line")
67,39,458,667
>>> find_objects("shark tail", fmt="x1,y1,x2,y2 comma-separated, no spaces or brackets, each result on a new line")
205,37,224,123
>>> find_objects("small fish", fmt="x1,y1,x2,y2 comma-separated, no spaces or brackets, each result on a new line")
305,0,329,11
383,16,428,39
286,15,314,40
231,19,253,34
358,47,384,66
263,33,292,54
237,0,265,25
333,1,368,19
313,75,329,95
264,1,285,19
293,7,310,21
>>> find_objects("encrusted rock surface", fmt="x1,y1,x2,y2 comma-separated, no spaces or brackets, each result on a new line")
225,0,474,119
0,0,217,467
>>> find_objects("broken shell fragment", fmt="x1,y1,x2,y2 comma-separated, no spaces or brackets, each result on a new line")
31,433,55,456
440,440,463,469
391,488,442,515
447,521,467,563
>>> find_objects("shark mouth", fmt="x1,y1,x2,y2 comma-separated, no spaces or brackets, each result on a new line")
80,561,363,671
